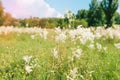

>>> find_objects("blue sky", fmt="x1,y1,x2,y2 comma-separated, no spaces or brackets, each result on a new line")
1,0,120,18
45,0,91,14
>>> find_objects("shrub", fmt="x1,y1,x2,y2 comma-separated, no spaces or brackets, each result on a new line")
74,19,88,28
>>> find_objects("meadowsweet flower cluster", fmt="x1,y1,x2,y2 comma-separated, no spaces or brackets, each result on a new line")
94,27,120,39
31,35,35,40
54,27,67,42
96,43,102,51
72,48,82,59
0,26,120,41
23,55,32,64
55,32,67,42
88,43,94,49
23,55,37,74
68,27,95,45
0,26,48,40
67,67,78,80
52,47,58,58
114,43,120,49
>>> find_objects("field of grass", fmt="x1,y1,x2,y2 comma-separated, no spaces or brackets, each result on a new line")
0,26,120,80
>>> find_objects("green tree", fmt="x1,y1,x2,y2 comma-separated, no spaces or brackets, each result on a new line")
57,18,64,28
101,0,119,28
114,12,120,24
63,16,69,28
32,17,39,27
96,6,106,26
39,18,47,28
19,19,26,27
45,18,58,28
64,10,75,28
88,0,105,27
76,9,88,20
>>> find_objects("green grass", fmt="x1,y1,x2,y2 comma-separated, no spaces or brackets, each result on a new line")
0,31,120,80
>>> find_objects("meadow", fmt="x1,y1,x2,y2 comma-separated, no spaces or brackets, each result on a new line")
0,26,120,80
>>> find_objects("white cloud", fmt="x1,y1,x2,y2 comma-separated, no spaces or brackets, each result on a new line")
2,0,63,18
16,0,35,5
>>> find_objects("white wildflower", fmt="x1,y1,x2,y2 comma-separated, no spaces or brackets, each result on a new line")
88,71,94,77
70,67,78,78
25,65,33,73
23,55,32,64
68,56,74,62
76,28,95,45
52,47,58,58
96,43,102,50
68,30,77,39
95,33,102,39
43,29,48,40
80,75,84,80
89,43,94,49
23,55,38,74
66,75,73,80
55,27,61,34
31,35,35,39
77,25,82,29
72,48,82,58
114,43,120,49
103,47,107,51
55,32,67,42
67,67,78,80
50,70,55,73
80,38,87,45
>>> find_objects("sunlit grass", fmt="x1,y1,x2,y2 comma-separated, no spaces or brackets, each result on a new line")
0,27,120,80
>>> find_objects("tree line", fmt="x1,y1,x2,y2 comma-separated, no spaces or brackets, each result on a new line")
0,0,119,28
76,0,119,28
